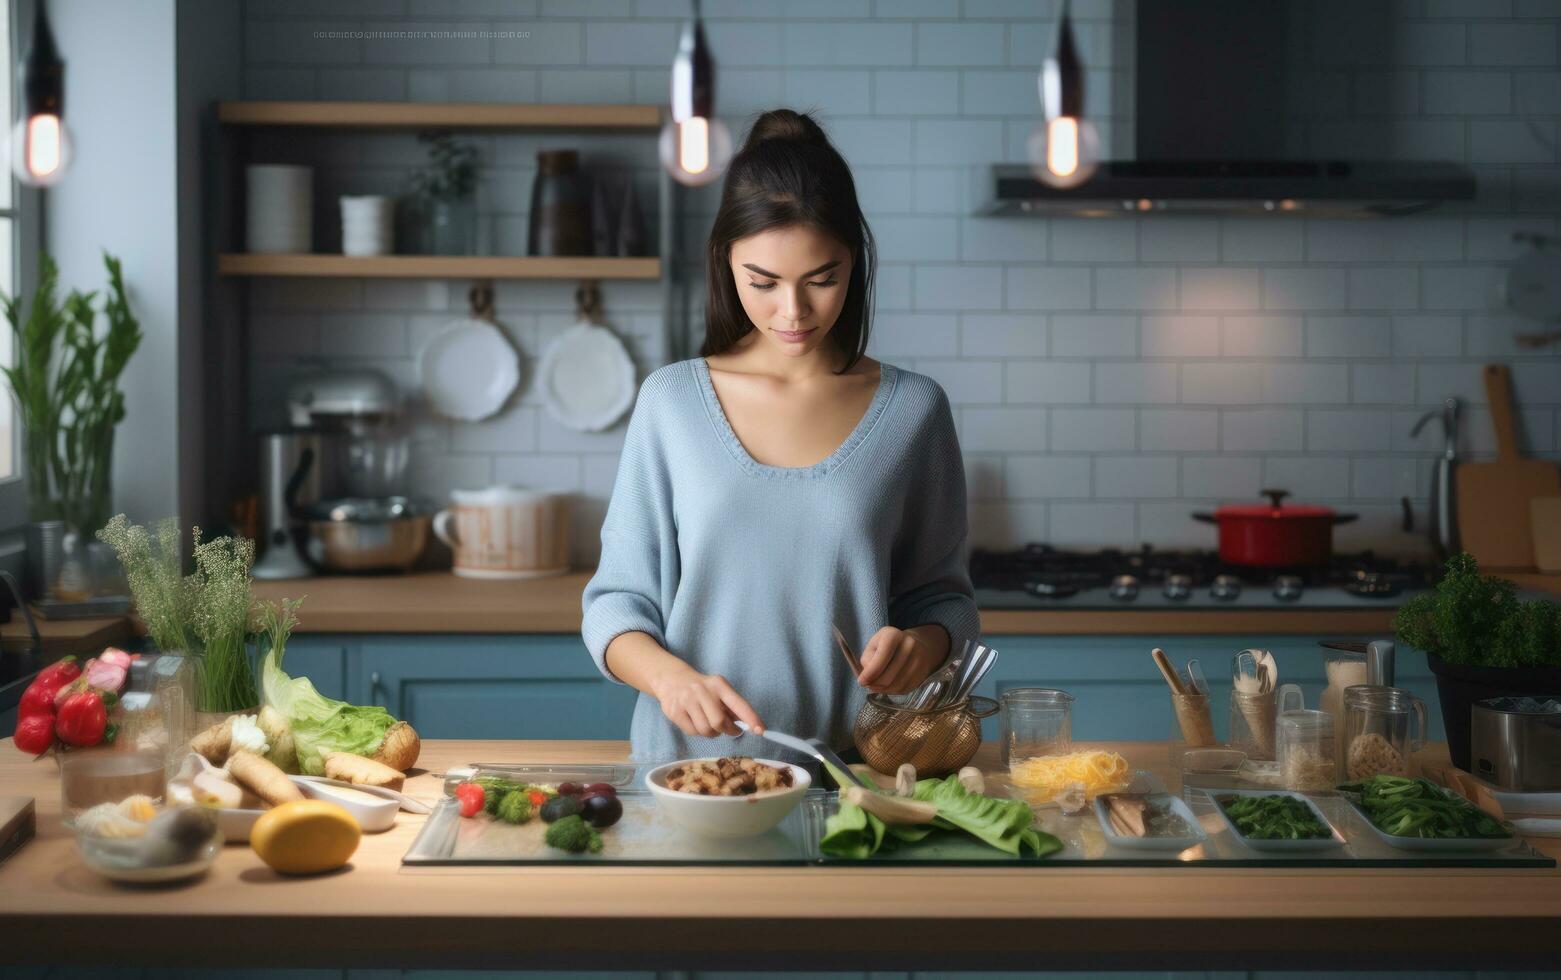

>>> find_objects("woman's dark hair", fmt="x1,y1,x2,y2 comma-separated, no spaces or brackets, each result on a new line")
700,108,875,373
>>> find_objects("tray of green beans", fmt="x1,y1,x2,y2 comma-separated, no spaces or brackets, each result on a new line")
1338,775,1514,851
1211,790,1344,852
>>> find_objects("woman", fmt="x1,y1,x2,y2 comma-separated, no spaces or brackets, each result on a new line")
581,108,980,766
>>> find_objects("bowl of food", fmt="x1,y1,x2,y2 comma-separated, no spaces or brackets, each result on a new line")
72,797,222,884
644,756,810,839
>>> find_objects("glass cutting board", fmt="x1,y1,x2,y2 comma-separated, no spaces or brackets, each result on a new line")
402,764,1555,870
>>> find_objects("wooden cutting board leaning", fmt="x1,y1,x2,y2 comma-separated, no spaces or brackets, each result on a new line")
1455,364,1561,570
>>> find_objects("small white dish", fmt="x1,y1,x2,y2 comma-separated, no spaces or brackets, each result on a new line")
1209,789,1346,852
644,758,810,839
536,319,636,432
1094,792,1207,851
419,318,521,421
296,778,398,833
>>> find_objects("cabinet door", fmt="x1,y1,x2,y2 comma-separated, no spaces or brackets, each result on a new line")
349,635,639,741
277,637,348,701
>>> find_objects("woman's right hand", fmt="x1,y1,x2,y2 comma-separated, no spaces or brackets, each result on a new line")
652,665,764,738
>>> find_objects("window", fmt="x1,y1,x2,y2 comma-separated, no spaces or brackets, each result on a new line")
0,0,40,531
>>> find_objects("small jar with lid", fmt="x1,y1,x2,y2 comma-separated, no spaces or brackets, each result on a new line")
1342,684,1426,782
1277,708,1336,792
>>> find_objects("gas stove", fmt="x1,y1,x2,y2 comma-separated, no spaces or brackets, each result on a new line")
970,545,1439,610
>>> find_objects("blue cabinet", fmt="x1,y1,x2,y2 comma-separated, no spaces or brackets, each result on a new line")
344,635,637,740
292,632,1440,746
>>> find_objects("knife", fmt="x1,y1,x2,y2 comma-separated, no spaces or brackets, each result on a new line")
734,720,869,788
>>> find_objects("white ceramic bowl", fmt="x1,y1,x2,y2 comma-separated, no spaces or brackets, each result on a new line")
645,758,811,839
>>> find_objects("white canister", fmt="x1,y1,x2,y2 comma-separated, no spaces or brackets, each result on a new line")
433,486,570,579
340,195,395,256
246,165,313,254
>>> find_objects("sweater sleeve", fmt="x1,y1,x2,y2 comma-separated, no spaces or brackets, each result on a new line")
580,376,681,684
886,385,982,657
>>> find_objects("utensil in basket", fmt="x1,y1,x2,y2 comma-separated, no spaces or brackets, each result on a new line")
852,694,1000,777
939,643,997,707
897,638,969,707
831,623,862,677
734,720,869,788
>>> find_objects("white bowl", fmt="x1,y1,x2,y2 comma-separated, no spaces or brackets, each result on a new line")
644,758,811,839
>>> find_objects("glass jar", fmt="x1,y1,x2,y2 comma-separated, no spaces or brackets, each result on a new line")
1342,684,1427,782
1320,647,1371,754
1168,689,1217,771
1277,708,1336,792
999,688,1074,767
1229,689,1277,760
58,745,168,823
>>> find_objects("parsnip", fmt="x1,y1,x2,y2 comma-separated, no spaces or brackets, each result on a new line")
189,717,235,764
227,750,304,807
841,785,937,825
371,720,421,772
324,751,406,791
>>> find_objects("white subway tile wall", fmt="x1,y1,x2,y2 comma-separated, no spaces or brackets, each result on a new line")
244,0,1561,562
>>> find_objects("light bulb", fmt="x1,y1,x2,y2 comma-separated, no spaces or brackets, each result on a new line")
1026,115,1099,189
11,113,72,186
659,116,731,187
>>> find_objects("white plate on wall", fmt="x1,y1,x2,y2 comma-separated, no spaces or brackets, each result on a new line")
536,319,636,432
419,318,521,421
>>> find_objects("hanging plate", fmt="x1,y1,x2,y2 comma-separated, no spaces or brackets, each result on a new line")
418,318,521,421
537,319,637,432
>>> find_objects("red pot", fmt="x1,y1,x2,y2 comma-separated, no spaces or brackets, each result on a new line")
1192,489,1358,567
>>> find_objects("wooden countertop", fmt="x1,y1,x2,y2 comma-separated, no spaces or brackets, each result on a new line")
1,738,1556,972
250,570,1557,636
0,611,132,656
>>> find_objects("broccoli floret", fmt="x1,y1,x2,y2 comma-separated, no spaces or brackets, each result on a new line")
484,787,507,816
496,790,533,825
544,814,602,853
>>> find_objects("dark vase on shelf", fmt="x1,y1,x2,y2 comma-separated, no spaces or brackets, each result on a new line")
527,149,590,256
615,175,646,257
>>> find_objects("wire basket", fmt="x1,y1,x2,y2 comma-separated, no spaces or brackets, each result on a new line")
852,694,1000,777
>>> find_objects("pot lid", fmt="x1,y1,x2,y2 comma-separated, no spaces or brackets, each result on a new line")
303,495,432,522
1213,489,1337,520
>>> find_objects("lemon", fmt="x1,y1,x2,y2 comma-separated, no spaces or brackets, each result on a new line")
250,800,361,875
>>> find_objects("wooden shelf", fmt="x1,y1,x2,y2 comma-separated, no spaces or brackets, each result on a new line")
218,101,662,130
217,254,662,280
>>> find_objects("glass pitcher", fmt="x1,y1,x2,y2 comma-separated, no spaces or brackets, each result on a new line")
1342,684,1427,782
1000,688,1074,767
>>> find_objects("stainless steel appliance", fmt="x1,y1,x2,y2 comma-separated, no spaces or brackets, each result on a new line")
254,370,413,579
1471,698,1561,791
970,545,1439,610
303,496,431,574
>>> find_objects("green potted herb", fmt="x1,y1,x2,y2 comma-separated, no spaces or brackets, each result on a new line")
1393,552,1561,770
97,515,264,717
410,131,479,255
2,252,142,594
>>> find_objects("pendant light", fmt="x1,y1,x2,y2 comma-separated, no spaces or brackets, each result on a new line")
13,0,71,187
659,0,731,187
1027,0,1097,189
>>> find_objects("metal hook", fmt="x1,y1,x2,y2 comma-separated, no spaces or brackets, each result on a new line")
575,280,603,322
467,280,496,322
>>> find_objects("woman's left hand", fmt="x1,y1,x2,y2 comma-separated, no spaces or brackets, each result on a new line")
855,625,946,695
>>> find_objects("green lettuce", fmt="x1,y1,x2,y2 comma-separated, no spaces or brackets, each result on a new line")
258,599,399,775
818,766,1062,859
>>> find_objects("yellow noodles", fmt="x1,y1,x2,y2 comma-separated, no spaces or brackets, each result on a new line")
1009,750,1131,803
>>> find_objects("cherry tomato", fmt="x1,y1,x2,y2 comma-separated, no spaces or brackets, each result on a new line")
455,781,485,818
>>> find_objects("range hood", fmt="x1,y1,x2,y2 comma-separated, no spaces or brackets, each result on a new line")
980,1,1477,218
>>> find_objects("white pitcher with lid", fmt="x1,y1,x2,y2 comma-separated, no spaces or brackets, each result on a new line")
433,485,570,579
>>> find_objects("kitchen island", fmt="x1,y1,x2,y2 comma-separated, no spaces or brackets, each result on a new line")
2,737,1557,973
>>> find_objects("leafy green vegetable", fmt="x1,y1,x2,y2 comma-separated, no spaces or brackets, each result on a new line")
260,600,400,775
1394,552,1561,669
1341,775,1511,840
1217,794,1331,840
818,768,1061,859
496,791,533,825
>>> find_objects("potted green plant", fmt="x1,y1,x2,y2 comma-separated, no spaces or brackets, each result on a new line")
410,131,478,255
96,515,264,718
1394,552,1561,770
2,252,142,595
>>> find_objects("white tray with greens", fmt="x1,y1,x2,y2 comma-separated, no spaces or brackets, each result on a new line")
1338,775,1517,852
1208,790,1345,852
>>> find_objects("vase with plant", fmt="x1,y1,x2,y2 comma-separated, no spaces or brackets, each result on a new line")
2,252,142,598
1393,552,1561,770
410,131,478,255
97,515,265,718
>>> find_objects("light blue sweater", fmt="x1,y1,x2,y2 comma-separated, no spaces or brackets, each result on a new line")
580,356,981,765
